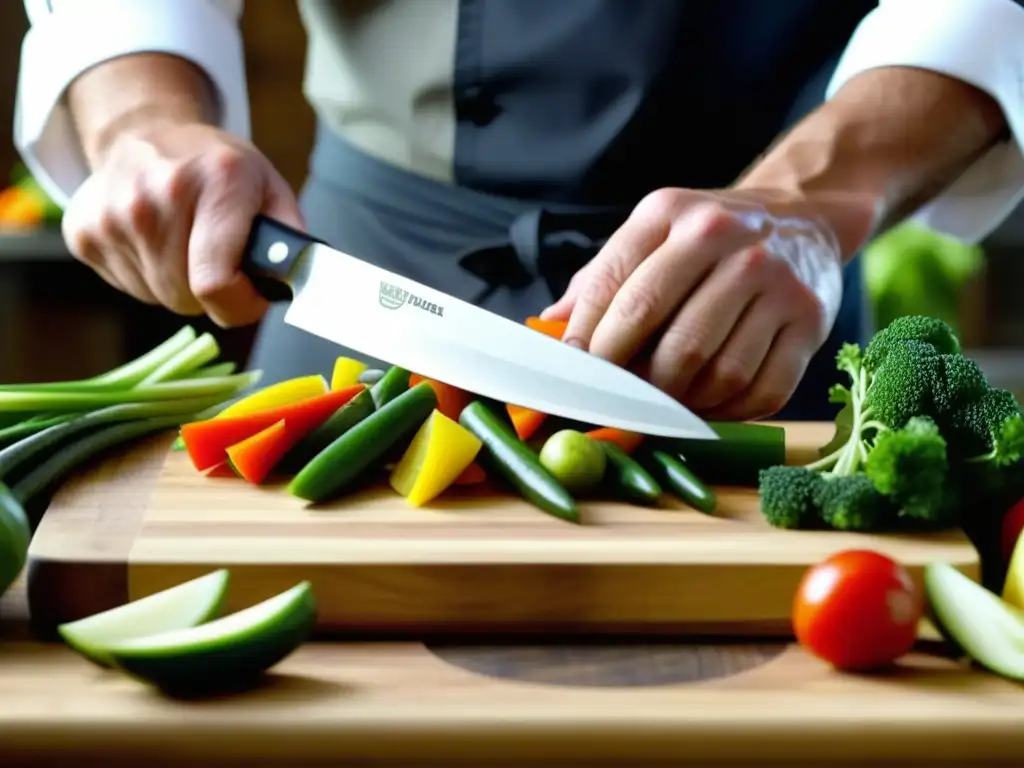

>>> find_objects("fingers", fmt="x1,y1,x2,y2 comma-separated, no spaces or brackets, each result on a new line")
187,152,304,327
645,248,763,400
187,149,267,327
680,297,776,412
558,189,678,350
560,193,765,365
63,176,160,305
130,165,205,316
538,267,587,322
702,322,815,421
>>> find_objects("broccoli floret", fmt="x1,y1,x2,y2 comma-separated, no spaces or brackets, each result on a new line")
863,314,960,372
948,387,1024,461
756,315,1023,533
930,354,989,420
813,474,890,531
864,416,947,520
863,339,939,429
758,465,822,529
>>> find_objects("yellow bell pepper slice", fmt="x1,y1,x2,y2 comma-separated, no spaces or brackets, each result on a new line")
389,409,483,507
215,374,328,420
330,356,368,390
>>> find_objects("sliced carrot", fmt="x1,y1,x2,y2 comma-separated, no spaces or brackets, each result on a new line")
453,461,487,486
180,384,365,471
586,427,644,454
524,316,568,340
409,374,471,421
507,404,548,441
226,420,290,484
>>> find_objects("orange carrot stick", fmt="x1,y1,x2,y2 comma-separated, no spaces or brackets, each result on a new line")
586,427,644,454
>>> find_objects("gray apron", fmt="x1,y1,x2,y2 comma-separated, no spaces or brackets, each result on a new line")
250,1,876,420
247,125,864,421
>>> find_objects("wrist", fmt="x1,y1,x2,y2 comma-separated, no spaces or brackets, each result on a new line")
68,53,219,169
733,67,1008,258
91,108,204,168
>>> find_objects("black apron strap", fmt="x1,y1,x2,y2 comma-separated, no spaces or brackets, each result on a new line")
457,207,628,304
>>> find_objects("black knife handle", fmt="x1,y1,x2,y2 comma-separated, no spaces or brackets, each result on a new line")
241,214,326,302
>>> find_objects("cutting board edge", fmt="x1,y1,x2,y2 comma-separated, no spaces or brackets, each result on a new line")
108,553,980,639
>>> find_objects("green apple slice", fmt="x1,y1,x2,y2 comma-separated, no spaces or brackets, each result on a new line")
924,562,1024,680
106,581,316,692
58,569,230,667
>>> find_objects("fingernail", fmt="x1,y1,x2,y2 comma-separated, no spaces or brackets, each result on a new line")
564,338,583,349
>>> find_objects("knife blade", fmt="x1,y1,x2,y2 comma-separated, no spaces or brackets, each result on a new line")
241,215,717,440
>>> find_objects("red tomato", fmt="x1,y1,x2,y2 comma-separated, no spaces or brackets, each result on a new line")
1001,497,1024,566
792,549,923,671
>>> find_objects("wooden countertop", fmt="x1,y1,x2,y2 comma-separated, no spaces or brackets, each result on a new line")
3,437,1024,765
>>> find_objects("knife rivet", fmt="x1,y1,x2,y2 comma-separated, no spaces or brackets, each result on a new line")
267,242,290,264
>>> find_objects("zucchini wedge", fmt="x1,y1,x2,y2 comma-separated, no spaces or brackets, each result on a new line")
460,400,579,523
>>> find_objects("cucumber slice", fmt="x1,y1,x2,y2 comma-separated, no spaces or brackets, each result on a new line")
277,388,376,474
57,569,230,667
640,449,717,514
925,561,1024,681
106,581,316,692
289,383,437,503
598,441,661,505
460,400,579,523
369,366,411,407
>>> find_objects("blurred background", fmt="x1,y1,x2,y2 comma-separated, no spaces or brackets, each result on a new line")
1,1,1022,398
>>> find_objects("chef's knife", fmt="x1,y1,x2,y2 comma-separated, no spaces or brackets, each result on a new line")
241,215,717,440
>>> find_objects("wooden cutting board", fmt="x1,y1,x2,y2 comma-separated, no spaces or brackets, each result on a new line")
25,421,979,637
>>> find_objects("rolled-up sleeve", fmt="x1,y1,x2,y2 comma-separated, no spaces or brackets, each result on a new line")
827,0,1024,244
15,0,249,209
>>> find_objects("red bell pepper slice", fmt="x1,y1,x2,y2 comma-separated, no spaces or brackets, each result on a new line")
586,427,644,454
180,384,365,471
453,461,487,486
226,420,290,484
409,374,471,421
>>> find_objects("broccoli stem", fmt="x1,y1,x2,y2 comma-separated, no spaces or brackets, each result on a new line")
807,365,882,475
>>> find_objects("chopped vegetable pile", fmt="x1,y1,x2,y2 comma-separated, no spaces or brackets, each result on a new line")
170,316,788,524
759,315,1024,533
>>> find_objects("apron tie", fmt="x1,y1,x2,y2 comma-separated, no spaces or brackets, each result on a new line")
457,207,628,301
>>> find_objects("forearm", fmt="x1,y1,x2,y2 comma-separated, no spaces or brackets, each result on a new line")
68,53,220,170
735,66,1009,257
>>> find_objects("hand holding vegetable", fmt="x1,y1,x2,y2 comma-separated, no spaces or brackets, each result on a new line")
541,189,876,420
